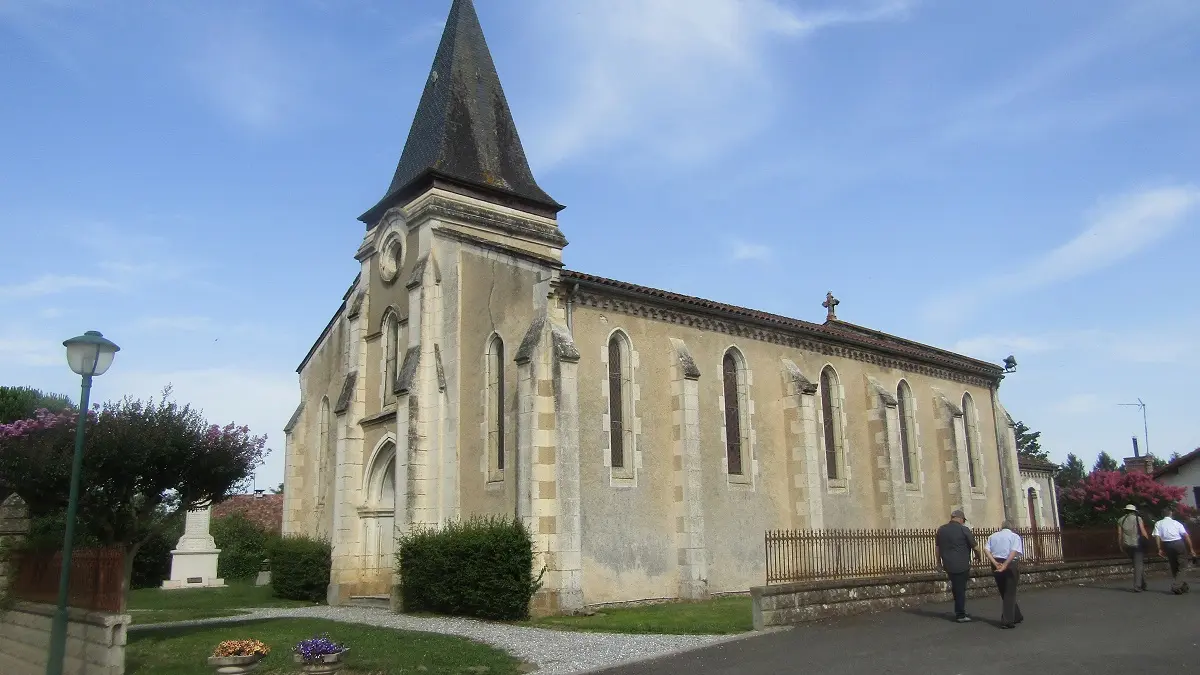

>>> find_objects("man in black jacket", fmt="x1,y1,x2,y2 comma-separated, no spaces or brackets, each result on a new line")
936,509,980,623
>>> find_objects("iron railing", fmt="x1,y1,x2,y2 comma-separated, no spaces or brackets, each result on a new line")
10,547,126,612
765,527,1064,585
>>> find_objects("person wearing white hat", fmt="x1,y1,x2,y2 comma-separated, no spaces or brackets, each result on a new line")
1117,504,1150,592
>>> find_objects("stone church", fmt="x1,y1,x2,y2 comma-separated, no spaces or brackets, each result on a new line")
282,0,1026,612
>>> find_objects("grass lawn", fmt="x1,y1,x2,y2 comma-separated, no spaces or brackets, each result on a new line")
528,596,752,635
127,582,315,625
127,618,526,674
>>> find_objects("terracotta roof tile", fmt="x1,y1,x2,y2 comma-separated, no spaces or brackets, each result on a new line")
561,270,1004,379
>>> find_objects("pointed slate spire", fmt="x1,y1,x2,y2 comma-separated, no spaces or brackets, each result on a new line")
360,0,563,227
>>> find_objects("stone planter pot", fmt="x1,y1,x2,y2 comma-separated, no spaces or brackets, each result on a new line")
294,649,349,674
207,654,265,674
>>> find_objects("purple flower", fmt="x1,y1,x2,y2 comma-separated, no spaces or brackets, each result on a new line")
293,634,345,662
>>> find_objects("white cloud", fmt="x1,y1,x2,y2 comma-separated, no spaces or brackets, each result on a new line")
950,334,1061,361
0,274,118,299
132,316,214,333
526,0,916,168
730,239,772,262
924,184,1200,323
1052,393,1103,416
175,9,327,132
0,335,63,367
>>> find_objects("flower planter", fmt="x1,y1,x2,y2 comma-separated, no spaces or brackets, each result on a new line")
294,649,349,674
207,654,265,674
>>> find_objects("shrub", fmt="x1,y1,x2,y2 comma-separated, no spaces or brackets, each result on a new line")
213,512,272,581
1059,470,1187,526
397,516,542,621
130,518,184,589
268,535,330,602
24,509,183,589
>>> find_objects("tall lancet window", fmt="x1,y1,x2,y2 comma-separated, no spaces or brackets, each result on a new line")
820,366,845,480
722,349,748,476
607,332,636,470
487,335,505,474
897,380,917,485
384,312,399,407
962,393,980,488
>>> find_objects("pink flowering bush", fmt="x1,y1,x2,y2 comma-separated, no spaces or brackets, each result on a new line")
1059,470,1186,526
0,389,267,596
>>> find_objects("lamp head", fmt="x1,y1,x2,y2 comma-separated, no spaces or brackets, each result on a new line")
1002,354,1017,373
63,331,120,377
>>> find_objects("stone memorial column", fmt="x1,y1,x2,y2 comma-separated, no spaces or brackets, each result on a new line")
162,504,225,589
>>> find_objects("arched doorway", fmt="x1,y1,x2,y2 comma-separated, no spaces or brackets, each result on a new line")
362,440,397,573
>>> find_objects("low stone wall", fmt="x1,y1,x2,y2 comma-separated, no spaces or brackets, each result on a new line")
751,559,1167,629
0,601,132,675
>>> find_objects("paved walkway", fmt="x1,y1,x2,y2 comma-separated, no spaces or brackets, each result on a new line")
592,578,1200,675
130,605,749,674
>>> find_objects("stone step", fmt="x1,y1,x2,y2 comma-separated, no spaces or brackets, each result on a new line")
346,595,391,610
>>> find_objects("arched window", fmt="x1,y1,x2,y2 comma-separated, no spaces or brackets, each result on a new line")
487,335,505,474
317,397,331,505
1027,487,1039,529
962,392,979,488
383,312,400,406
897,380,917,485
722,348,749,476
607,333,634,470
820,366,844,480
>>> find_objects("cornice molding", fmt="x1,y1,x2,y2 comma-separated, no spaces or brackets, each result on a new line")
405,192,567,249
573,290,996,389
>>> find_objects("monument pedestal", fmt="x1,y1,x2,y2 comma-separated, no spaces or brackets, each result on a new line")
162,504,226,589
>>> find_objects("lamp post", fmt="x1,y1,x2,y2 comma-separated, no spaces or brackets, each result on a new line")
46,331,119,675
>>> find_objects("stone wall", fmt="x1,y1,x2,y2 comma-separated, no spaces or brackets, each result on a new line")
0,601,132,675
1,495,30,600
751,559,1169,629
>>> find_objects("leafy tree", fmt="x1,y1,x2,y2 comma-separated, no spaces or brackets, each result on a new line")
0,386,74,424
1056,453,1087,488
0,391,267,601
1013,420,1049,461
1150,452,1184,472
1059,469,1186,526
271,482,285,495
1092,451,1119,473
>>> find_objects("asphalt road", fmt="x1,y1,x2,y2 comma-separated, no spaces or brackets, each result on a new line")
597,577,1200,675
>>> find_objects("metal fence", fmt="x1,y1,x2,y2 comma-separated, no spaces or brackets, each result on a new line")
765,527,1064,585
10,547,126,612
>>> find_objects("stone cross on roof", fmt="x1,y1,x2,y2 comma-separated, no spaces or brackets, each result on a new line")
822,292,839,322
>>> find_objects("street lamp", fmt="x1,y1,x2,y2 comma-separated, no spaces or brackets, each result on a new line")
46,331,119,675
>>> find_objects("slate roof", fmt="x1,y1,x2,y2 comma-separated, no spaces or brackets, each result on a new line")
1018,455,1058,473
561,270,1005,380
359,0,561,227
1154,447,1200,479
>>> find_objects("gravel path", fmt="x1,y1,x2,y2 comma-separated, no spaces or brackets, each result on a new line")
129,605,753,674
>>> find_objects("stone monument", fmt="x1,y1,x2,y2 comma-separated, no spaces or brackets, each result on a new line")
162,504,225,589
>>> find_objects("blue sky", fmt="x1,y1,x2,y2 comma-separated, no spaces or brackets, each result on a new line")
2,0,1198,489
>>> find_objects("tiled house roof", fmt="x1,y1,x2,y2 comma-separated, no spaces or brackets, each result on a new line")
1154,447,1200,479
213,494,283,535
1018,455,1058,473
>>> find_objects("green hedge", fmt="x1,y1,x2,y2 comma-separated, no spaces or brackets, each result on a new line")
398,516,542,620
23,512,183,590
268,535,330,603
212,512,272,581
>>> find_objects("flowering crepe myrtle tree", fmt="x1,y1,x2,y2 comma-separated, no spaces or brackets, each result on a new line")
0,389,267,599
1058,469,1186,527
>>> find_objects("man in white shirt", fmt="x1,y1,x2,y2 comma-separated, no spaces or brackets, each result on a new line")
1153,509,1195,594
985,521,1024,629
